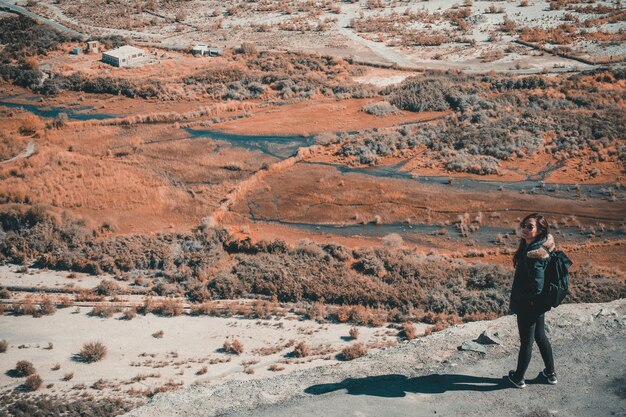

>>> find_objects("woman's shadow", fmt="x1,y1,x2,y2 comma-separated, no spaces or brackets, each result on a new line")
305,373,525,398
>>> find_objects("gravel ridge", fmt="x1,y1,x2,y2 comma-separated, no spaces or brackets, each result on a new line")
122,299,626,417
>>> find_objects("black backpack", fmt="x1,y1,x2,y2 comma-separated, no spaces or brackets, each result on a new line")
542,250,573,308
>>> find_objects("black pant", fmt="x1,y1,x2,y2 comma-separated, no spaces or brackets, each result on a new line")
514,313,555,379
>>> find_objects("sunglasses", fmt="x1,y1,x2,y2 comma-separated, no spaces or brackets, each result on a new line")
521,223,535,230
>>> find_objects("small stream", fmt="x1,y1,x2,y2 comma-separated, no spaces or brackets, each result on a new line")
184,128,314,160
302,161,623,202
0,99,118,121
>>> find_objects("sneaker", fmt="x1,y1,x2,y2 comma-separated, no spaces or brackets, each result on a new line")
508,370,526,389
542,369,558,385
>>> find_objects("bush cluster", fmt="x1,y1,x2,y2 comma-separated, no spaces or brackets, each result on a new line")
1,206,624,322
0,15,76,59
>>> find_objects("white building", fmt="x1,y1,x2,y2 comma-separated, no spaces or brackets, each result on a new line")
102,45,146,67
86,41,100,53
192,44,223,57
192,44,209,56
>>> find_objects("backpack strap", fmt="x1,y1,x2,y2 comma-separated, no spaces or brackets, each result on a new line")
527,234,555,259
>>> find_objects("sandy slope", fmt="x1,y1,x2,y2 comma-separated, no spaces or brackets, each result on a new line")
123,299,626,417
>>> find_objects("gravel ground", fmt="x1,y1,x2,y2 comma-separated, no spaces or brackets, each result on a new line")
123,299,626,417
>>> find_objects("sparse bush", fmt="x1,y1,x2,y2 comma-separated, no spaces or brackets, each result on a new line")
90,305,119,318
293,341,309,358
349,328,360,340
305,302,327,322
95,280,122,296
196,366,208,375
24,374,43,391
78,341,107,363
153,299,184,317
382,233,403,247
40,297,57,315
362,101,400,117
223,338,244,355
402,322,417,340
122,307,137,320
62,372,74,381
15,360,36,376
340,343,367,361
237,42,257,55
152,330,164,339
0,340,7,353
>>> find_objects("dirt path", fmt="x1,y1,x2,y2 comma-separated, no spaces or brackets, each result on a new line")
336,5,417,69
0,0,84,38
123,299,626,417
0,140,35,164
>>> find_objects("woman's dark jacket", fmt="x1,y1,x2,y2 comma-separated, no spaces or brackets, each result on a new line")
509,234,555,316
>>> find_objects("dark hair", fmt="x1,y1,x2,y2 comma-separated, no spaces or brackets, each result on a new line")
513,213,549,267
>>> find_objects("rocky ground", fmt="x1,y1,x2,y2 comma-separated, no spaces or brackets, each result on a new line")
123,299,626,417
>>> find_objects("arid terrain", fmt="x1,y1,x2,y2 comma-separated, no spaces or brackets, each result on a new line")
0,1,624,415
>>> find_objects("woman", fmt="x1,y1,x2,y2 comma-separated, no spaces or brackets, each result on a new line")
508,213,557,388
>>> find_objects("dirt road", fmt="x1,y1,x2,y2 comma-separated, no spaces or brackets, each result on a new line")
0,0,84,38
124,300,626,417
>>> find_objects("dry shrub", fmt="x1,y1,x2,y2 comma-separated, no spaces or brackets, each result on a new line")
24,374,43,391
51,363,60,371
402,322,417,340
154,299,184,317
382,233,403,247
39,297,58,315
196,366,208,375
15,360,36,376
340,343,367,361
424,323,448,336
223,339,244,355
58,296,74,308
0,339,7,353
348,328,360,340
293,341,309,358
90,304,119,318
253,300,274,319
18,115,44,136
122,307,137,320
305,302,327,322
268,364,284,372
75,290,102,302
237,42,257,55
138,298,155,315
95,280,122,296
152,330,164,339
334,306,351,323
79,341,107,363
39,297,57,316
14,297,37,316
189,301,217,316
62,372,74,381
350,306,370,326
